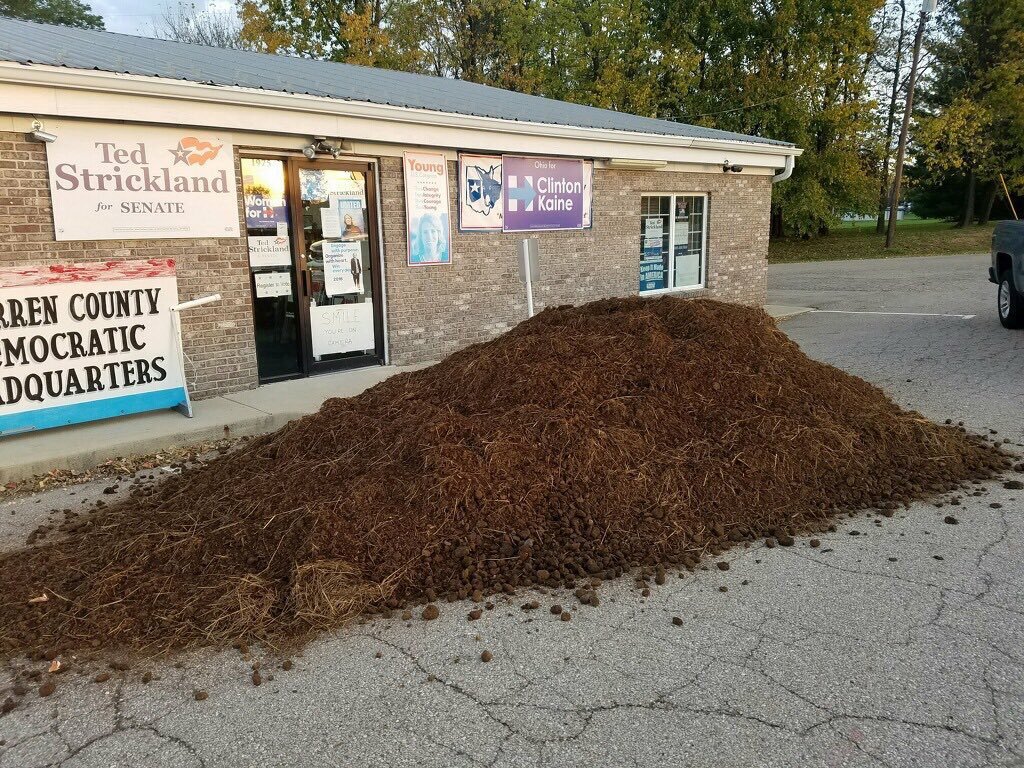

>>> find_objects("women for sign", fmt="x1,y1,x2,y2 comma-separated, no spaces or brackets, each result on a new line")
0,260,187,436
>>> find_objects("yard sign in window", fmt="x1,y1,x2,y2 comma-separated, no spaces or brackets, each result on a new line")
639,194,706,293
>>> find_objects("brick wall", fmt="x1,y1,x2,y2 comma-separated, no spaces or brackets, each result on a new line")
0,131,258,399
2,129,772,397
379,157,771,366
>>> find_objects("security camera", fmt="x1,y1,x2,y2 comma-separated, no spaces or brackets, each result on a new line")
29,121,56,143
730,164,744,173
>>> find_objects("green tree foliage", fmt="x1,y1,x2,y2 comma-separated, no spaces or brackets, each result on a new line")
654,0,882,236
914,0,1024,225
237,0,884,236
0,0,103,28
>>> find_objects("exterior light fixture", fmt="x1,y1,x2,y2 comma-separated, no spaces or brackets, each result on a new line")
604,158,668,170
29,119,56,143
302,137,353,160
722,160,744,173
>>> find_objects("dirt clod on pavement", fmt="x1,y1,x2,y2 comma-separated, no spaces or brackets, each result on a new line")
0,298,1008,659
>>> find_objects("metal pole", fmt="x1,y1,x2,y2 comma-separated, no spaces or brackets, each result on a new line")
524,267,535,318
885,4,929,248
169,294,222,417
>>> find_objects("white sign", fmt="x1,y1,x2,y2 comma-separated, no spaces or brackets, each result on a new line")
644,217,663,236
310,303,375,357
254,271,292,298
459,153,504,231
45,122,239,241
0,259,187,435
458,154,595,232
322,241,365,296
404,152,452,265
247,235,292,268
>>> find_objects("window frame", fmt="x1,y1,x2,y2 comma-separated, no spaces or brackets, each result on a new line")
638,192,709,295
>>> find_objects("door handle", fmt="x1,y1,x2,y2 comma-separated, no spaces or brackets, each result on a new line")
303,269,313,297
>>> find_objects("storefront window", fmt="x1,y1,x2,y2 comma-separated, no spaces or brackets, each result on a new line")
639,194,707,293
242,158,301,379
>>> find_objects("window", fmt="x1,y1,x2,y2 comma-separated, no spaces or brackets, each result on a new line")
639,194,707,293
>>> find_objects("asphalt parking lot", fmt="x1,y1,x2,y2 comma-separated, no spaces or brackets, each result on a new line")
1,252,1023,768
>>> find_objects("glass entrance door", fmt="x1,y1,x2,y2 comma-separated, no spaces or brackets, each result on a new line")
292,162,384,373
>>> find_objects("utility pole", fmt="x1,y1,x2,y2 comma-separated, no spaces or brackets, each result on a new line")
885,0,934,248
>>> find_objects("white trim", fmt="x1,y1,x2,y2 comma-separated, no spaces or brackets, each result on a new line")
0,62,801,168
638,193,709,294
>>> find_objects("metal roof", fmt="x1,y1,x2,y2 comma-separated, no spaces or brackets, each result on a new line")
0,17,793,148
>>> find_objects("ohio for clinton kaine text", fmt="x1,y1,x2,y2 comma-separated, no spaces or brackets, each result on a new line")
0,289,169,407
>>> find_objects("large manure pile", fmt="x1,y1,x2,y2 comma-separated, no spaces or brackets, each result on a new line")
0,297,1007,656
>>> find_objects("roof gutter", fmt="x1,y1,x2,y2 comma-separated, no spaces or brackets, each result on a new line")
0,62,802,161
772,155,794,184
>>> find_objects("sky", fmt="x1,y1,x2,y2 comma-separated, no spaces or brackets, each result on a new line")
87,0,234,36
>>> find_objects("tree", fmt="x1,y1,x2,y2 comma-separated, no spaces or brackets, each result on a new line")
239,0,425,70
656,0,882,237
154,2,247,49
0,0,103,28
913,0,1024,226
867,0,912,232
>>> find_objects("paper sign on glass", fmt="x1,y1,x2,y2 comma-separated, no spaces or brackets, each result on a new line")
254,271,292,298
322,241,365,296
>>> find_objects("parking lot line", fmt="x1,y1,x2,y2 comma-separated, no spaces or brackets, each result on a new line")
810,309,976,320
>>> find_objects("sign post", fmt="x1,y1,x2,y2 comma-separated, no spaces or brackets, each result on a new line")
518,238,540,318
168,294,221,417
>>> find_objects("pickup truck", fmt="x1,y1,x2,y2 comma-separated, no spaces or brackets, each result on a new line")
990,220,1024,328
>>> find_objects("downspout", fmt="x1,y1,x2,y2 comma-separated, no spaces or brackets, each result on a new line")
772,155,794,184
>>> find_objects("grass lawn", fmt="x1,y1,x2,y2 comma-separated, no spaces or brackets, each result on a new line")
768,217,995,264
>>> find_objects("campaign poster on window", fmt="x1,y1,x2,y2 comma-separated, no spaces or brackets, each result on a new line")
0,259,188,435
329,194,367,239
322,241,365,296
404,152,452,266
45,122,238,241
243,158,290,230
247,235,292,268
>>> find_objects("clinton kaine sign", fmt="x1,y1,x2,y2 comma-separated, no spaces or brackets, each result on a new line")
45,122,239,241
0,260,187,436
502,155,586,232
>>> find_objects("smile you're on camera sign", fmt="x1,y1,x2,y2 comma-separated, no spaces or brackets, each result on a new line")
45,122,239,241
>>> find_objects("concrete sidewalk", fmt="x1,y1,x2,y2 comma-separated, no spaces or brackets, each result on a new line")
0,363,429,484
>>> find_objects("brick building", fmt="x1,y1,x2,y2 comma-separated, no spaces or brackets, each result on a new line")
0,18,799,429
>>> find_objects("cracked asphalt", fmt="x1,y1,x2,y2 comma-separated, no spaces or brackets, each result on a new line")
2,252,1023,767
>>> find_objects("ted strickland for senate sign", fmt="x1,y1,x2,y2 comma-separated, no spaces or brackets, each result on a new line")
44,122,239,241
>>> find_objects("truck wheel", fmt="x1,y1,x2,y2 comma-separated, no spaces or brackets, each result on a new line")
998,271,1024,329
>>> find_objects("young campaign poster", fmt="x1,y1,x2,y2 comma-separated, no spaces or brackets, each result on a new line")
45,122,239,241
0,259,188,435
404,152,452,265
